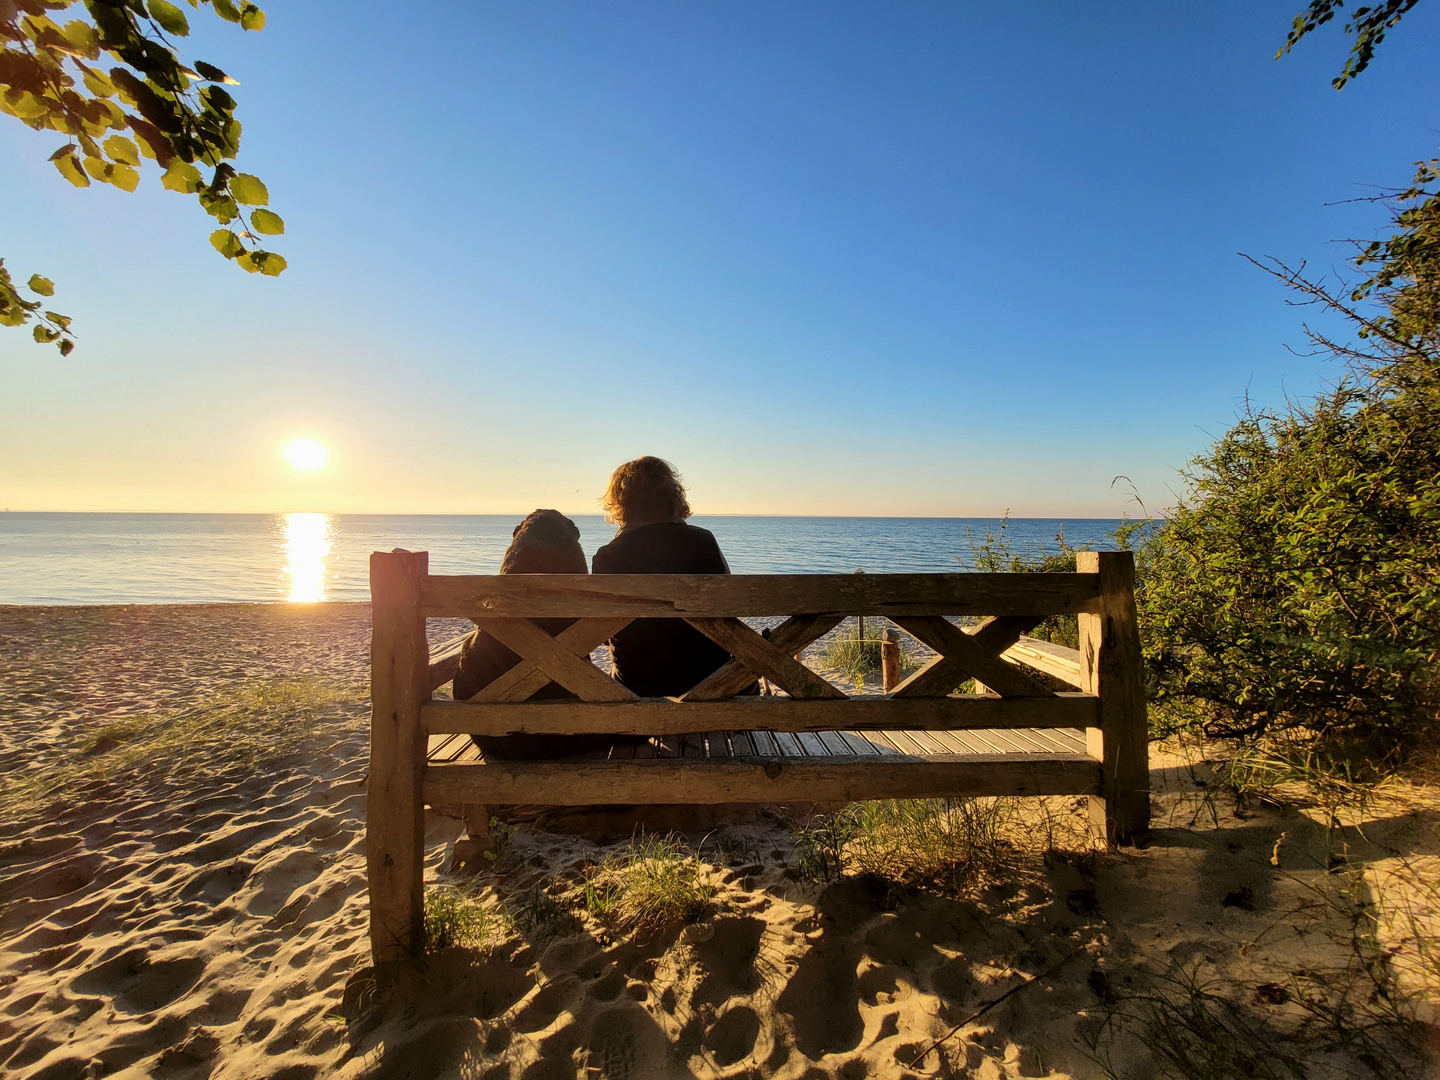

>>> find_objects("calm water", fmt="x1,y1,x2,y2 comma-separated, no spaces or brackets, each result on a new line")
0,514,1130,604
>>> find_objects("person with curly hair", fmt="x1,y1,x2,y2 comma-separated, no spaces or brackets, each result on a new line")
592,457,743,696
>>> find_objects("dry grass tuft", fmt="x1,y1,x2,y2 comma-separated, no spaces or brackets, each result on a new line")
817,619,925,683
0,677,363,826
796,797,1093,893
423,886,499,952
582,836,717,931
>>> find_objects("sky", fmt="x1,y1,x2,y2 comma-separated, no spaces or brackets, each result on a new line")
3,1,1438,517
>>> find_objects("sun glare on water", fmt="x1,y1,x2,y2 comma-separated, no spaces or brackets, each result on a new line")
281,437,330,473
283,512,332,602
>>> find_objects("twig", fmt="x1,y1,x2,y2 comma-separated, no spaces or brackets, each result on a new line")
908,947,1088,1068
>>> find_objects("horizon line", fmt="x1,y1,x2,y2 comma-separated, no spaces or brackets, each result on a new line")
0,508,1135,520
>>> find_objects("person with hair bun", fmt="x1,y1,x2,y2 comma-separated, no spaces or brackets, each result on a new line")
592,457,742,696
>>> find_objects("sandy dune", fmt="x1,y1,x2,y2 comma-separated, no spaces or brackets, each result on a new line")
0,605,1435,1079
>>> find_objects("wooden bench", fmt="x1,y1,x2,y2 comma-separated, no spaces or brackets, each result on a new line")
367,550,1147,964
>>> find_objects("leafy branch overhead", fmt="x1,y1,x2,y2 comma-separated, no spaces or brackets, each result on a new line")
1278,0,1423,89
0,261,73,353
1,0,284,354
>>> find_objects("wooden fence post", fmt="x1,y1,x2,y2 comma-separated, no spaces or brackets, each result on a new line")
369,549,430,964
1076,550,1148,845
881,627,901,692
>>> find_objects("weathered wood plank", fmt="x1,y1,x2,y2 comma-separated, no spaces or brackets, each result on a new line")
369,550,430,965
479,618,637,703
774,731,805,757
425,757,1103,805
893,616,1053,698
685,617,848,700
681,614,845,701
467,617,631,703
1003,636,1085,688
422,693,1099,736
891,615,1042,698
795,730,831,756
422,573,1105,619
1078,551,1149,844
427,632,471,693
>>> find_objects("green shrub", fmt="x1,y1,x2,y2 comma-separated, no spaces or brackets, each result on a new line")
1130,158,1440,776
1136,367,1440,765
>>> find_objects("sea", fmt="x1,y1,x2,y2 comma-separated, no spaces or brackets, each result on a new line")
0,513,1132,605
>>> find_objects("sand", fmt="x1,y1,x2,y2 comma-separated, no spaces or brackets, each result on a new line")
0,604,1435,1079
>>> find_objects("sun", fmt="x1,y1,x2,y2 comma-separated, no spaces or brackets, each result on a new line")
281,437,330,473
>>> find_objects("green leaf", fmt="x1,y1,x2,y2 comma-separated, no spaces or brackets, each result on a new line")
45,312,71,330
109,162,140,192
203,195,239,222
161,159,202,194
148,0,191,35
33,325,59,344
248,208,284,235
209,228,244,258
9,93,49,121
229,172,268,205
54,153,91,187
257,252,286,276
103,134,140,165
194,61,238,85
62,20,99,57
240,4,266,31
27,275,54,297
212,0,242,22
81,69,117,98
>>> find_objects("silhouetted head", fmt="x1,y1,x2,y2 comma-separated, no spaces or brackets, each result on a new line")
501,510,586,574
600,456,692,528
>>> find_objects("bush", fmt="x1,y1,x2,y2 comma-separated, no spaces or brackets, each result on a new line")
1132,157,1440,775
1136,250,1438,764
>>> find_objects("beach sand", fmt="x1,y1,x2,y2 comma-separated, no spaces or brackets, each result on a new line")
0,604,1435,1079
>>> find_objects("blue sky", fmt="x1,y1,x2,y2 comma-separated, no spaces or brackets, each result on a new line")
3,1,1437,515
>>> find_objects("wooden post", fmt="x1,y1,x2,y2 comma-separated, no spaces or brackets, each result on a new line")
881,627,901,692
1076,550,1148,845
369,550,430,964
855,568,865,646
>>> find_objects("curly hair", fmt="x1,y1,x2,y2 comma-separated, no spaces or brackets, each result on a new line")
600,457,692,527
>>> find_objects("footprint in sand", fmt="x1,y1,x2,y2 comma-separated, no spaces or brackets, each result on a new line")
689,915,767,1007
703,1004,761,1067
71,946,207,1015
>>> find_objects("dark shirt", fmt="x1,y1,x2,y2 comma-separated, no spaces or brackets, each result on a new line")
591,521,735,697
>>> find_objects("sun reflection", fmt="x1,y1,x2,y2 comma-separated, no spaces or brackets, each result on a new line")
283,512,332,602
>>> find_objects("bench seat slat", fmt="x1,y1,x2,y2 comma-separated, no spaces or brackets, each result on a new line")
422,694,1100,736
424,756,1102,806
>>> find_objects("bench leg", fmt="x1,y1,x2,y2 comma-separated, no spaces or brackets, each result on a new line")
446,804,493,875
462,803,491,841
